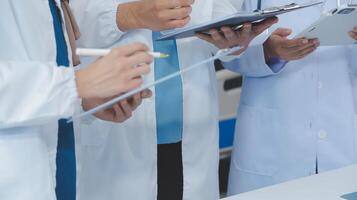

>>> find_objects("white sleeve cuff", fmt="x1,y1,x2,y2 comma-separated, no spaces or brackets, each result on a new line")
57,66,81,117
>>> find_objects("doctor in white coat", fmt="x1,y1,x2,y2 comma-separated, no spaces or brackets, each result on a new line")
0,1,153,200
71,0,276,199
226,0,357,195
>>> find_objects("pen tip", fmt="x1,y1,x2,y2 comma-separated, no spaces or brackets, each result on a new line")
160,54,170,58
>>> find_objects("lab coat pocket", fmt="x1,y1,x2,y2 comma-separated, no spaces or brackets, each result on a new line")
232,104,281,176
80,119,112,146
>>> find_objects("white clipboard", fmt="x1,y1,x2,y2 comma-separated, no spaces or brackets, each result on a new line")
296,4,357,46
157,1,324,41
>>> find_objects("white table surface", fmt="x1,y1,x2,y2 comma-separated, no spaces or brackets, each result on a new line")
223,165,357,200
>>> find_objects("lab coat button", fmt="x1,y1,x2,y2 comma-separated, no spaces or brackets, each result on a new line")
318,130,327,139
318,82,323,89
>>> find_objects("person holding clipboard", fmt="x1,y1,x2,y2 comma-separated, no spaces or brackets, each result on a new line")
222,0,357,196
0,1,154,200
70,0,276,199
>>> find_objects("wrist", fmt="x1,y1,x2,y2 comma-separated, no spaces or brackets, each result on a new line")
263,42,274,64
116,2,143,32
75,69,93,99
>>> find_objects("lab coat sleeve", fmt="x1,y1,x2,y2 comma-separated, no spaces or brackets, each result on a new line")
0,61,79,129
222,45,286,77
71,0,124,48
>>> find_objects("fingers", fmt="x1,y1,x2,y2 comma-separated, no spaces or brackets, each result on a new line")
111,42,149,57
112,104,126,122
196,33,216,44
159,6,192,20
209,29,226,42
290,39,319,53
159,0,194,9
292,45,318,60
240,23,253,39
283,38,308,48
252,17,278,35
273,28,292,38
119,100,133,117
126,52,153,66
221,27,239,41
130,93,143,110
166,16,191,29
141,89,152,98
127,64,151,78
125,89,152,111
125,78,144,92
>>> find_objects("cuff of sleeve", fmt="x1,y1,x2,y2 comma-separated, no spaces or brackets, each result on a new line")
59,66,81,117
208,44,243,62
220,52,243,63
267,57,288,73
239,45,284,77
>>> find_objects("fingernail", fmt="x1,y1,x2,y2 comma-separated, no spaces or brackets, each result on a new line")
302,39,308,44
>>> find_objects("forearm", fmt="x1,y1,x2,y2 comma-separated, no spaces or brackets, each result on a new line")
116,1,147,32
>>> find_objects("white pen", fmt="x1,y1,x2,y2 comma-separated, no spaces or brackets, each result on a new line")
76,48,169,58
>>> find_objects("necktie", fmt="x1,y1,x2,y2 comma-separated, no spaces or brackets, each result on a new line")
152,32,183,144
49,1,76,200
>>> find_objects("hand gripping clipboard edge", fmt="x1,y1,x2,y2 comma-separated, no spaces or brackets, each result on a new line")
67,46,244,122
156,1,324,41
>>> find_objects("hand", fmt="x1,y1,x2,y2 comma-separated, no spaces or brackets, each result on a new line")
263,28,320,62
195,17,278,56
117,0,194,31
349,27,357,40
82,89,152,123
75,43,153,99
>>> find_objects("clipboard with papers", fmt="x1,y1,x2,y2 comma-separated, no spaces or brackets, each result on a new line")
296,4,357,46
157,1,324,41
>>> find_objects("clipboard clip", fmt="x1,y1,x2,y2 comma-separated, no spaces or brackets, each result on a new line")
262,3,300,14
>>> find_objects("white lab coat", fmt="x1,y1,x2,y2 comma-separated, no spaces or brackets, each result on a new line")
226,0,357,195
71,0,236,199
0,1,79,199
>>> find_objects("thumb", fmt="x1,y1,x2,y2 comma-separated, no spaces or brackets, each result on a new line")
141,89,152,98
273,28,292,38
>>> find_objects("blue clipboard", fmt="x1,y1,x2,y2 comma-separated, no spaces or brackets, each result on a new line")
157,1,323,41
